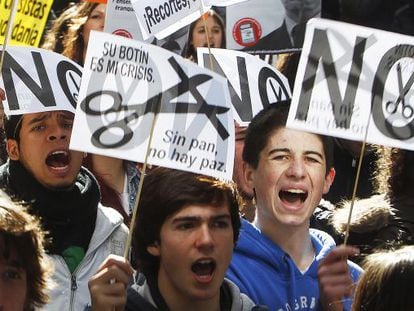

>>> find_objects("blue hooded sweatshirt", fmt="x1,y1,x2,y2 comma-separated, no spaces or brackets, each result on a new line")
227,219,362,311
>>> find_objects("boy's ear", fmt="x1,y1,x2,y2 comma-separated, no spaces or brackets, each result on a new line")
323,167,336,194
6,139,19,161
243,162,255,190
147,242,160,257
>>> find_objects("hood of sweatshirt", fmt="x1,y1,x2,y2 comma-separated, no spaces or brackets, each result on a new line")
233,219,336,278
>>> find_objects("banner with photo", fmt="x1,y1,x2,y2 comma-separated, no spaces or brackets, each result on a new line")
287,18,414,151
226,0,321,52
0,46,81,115
70,31,234,180
198,47,291,125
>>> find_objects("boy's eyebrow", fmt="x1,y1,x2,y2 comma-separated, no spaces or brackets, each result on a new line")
26,112,74,125
58,113,74,121
171,213,231,223
304,150,324,160
268,148,324,160
7,259,24,269
27,114,48,125
268,148,290,155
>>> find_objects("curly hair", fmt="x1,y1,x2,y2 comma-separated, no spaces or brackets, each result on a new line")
0,191,53,310
373,146,408,199
42,2,99,65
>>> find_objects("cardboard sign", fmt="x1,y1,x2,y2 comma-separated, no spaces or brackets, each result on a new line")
104,0,143,40
287,18,414,151
130,0,207,40
0,0,54,46
226,0,321,52
0,46,81,115
198,48,291,125
105,0,190,56
70,31,234,180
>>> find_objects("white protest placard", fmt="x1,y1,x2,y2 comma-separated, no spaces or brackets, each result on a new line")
104,0,190,56
104,0,144,40
0,46,81,115
70,31,234,180
197,48,291,125
130,0,208,40
287,18,414,151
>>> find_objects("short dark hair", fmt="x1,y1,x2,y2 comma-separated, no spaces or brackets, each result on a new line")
0,191,53,310
131,167,241,279
4,114,23,142
242,101,334,175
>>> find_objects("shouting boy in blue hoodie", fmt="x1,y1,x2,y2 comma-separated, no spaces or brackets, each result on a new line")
227,102,362,311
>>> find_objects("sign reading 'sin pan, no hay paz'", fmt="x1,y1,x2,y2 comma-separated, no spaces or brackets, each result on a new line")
70,31,234,180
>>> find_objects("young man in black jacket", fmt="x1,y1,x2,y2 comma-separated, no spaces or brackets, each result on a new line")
88,168,266,311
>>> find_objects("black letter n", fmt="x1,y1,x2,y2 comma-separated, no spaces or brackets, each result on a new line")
1,51,56,111
295,28,367,129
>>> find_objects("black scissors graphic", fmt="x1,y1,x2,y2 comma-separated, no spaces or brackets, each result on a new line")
386,63,414,119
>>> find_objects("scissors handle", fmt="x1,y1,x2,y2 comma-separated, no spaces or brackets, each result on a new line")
386,100,398,114
402,104,414,119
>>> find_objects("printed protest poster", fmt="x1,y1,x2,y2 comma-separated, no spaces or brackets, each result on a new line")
70,31,234,180
0,0,54,46
0,46,81,115
226,0,321,52
105,0,190,56
104,0,143,40
287,18,414,151
198,47,291,125
130,0,207,40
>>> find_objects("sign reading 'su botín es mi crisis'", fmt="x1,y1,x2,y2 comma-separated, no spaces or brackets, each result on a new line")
70,31,234,180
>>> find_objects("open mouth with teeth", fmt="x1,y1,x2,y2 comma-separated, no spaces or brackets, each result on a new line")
191,259,216,283
46,151,70,169
279,189,308,205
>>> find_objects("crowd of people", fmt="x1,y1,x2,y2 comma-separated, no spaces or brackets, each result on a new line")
1,0,414,310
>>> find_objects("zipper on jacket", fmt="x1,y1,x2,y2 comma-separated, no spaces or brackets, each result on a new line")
70,274,77,311
71,275,78,291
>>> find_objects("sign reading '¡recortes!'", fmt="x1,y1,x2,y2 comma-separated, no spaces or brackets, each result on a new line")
131,0,205,39
287,18,414,151
70,31,235,180
0,0,53,46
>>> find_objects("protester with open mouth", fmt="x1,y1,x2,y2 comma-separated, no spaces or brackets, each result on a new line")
226,101,363,311
88,167,267,311
0,89,129,310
